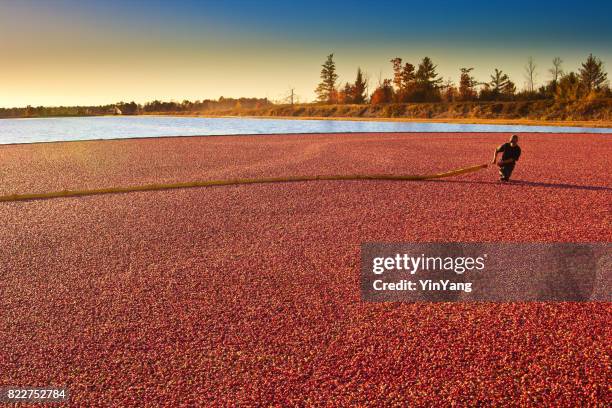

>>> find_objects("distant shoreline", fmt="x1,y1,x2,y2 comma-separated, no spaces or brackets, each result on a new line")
3,98,611,128
154,114,612,129
2,113,611,129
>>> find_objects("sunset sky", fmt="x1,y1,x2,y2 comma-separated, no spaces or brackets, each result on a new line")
1,0,610,107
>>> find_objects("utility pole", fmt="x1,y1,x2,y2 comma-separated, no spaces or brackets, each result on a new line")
289,88,295,105
284,87,297,105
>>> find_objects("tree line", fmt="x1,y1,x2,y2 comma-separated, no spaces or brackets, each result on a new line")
0,97,271,118
315,53,610,105
2,54,608,119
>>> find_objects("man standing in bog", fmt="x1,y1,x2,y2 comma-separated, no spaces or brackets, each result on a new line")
492,134,522,182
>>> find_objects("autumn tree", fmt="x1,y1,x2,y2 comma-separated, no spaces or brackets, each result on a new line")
579,54,608,94
338,83,354,104
556,72,582,100
315,54,339,103
370,79,394,104
458,67,478,101
441,79,457,102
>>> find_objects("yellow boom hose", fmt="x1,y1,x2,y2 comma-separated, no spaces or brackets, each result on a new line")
0,163,488,203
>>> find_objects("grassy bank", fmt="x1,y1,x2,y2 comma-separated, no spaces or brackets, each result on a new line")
183,98,612,127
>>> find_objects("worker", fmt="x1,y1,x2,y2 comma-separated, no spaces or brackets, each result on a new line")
492,134,521,182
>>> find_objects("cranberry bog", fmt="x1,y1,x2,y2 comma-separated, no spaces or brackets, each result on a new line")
1,132,610,406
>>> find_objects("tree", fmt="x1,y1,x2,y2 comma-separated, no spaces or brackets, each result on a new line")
524,57,537,92
414,57,443,101
579,53,608,93
502,80,516,98
549,57,564,84
556,72,582,100
490,69,510,92
441,79,457,102
315,54,339,103
370,79,394,104
539,57,564,97
479,69,512,101
390,57,403,92
401,63,416,85
352,68,367,104
458,67,477,101
116,101,139,115
416,57,443,89
338,82,354,104
399,62,416,101
390,58,416,102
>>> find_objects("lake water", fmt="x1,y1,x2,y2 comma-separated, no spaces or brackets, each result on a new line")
0,116,610,144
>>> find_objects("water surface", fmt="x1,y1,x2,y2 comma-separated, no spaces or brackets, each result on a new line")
0,116,610,145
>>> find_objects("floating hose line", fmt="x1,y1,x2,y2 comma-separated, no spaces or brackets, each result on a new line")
0,163,488,203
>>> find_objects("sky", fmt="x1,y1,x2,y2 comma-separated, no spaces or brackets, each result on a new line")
1,0,610,107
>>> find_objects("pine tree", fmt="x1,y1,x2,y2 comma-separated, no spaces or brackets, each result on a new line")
401,63,416,86
399,63,416,101
390,58,416,102
338,82,354,104
502,79,516,97
352,68,367,104
416,57,443,89
490,69,510,95
415,57,443,101
479,69,516,101
579,54,608,93
458,67,477,101
390,58,403,91
315,54,339,103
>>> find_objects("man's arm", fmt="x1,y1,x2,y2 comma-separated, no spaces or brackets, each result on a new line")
491,149,498,164
492,144,504,164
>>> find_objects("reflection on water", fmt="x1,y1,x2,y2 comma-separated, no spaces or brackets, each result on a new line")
0,116,610,144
